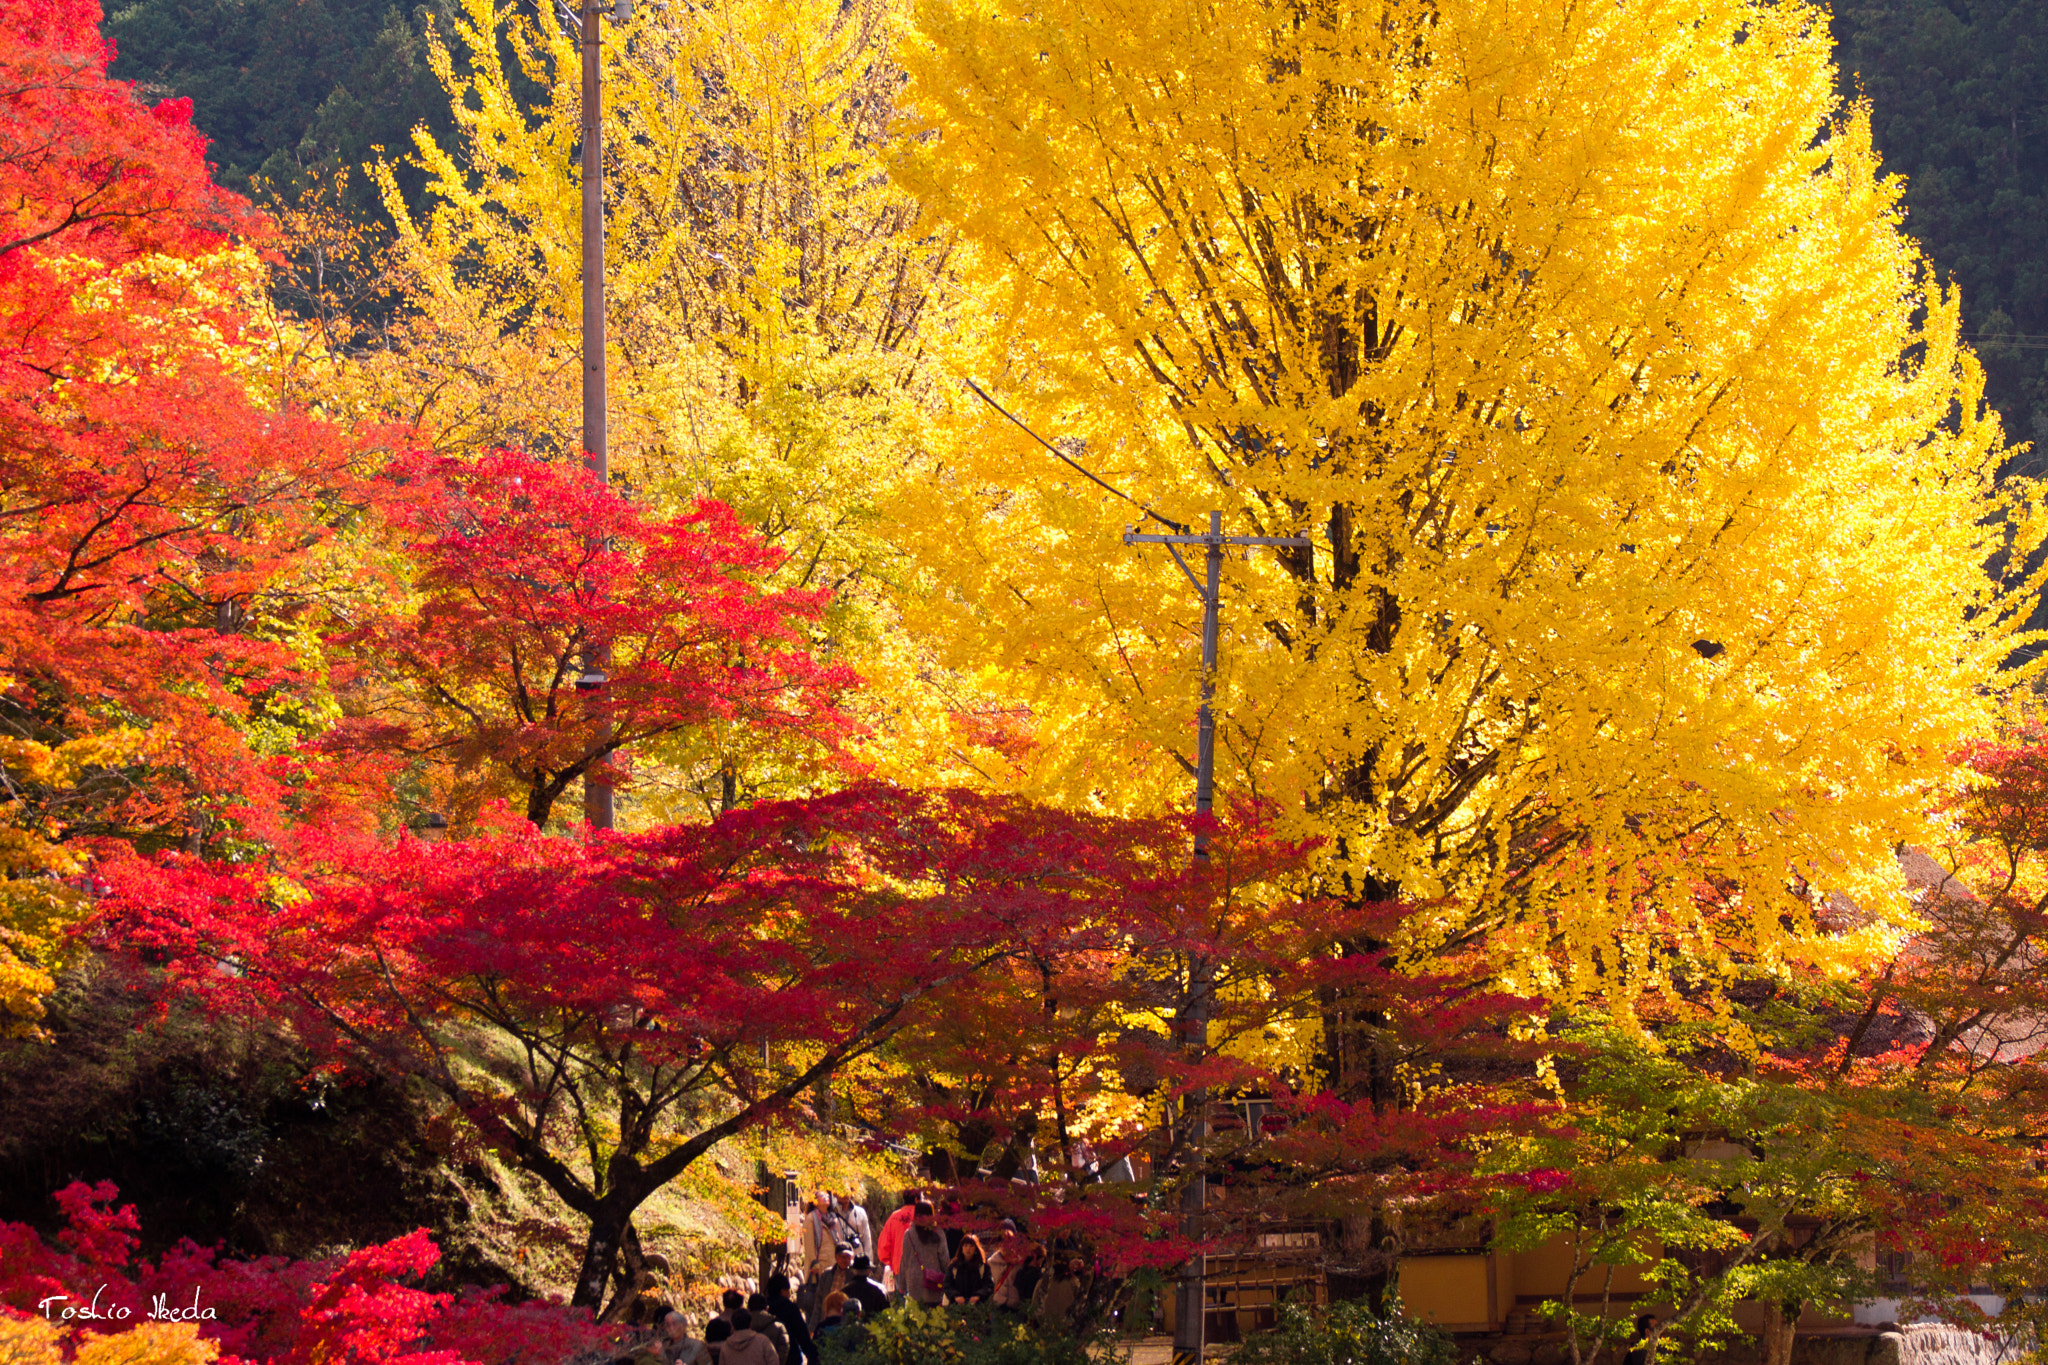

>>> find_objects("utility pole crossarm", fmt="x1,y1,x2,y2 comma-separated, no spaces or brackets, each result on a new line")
1123,531,1310,547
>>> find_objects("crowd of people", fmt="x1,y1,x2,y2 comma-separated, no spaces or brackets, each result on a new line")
616,1188,1096,1365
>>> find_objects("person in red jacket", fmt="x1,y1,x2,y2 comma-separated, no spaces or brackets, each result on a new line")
875,1189,919,1294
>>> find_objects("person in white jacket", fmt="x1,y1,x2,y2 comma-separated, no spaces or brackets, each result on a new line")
834,1191,873,1261
799,1191,846,1325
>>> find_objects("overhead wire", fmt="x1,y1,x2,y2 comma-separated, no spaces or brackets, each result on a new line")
836,326,1198,533
960,378,1190,534
1960,333,2048,351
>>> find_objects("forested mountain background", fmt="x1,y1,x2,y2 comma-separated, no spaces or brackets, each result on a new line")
1832,0,2048,468
102,0,458,221
105,0,2048,455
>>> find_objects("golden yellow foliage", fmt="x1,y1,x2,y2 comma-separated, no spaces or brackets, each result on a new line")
0,1318,216,1365
658,1122,908,1284
73,1326,219,1365
0,731,147,1038
0,1313,64,1365
893,0,2043,1000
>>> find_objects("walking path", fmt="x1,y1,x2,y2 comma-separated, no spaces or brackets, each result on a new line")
1116,1339,1235,1363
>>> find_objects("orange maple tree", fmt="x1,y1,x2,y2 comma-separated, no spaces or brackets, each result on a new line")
0,0,375,857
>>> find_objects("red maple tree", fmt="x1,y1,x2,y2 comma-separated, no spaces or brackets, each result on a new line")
99,785,1288,1311
1811,723,2048,1329
0,0,246,261
325,449,856,827
843,812,1539,1286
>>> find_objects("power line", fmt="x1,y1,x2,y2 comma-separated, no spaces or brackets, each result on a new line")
960,378,1189,534
1961,333,2048,350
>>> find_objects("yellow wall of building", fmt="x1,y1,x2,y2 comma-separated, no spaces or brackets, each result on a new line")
1400,1255,1494,1331
1376,1231,1864,1339
1509,1239,1653,1300
1391,1234,1661,1335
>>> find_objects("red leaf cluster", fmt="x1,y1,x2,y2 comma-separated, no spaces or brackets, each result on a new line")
99,786,1244,1075
324,449,857,826
0,1182,608,1365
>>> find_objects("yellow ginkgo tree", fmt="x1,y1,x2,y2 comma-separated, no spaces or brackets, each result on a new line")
342,0,1013,814
891,0,2044,1012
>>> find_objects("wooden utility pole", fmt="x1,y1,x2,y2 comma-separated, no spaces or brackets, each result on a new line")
579,0,615,829
1124,512,1308,1364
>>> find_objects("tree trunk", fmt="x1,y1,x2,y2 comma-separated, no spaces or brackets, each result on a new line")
1759,1299,1801,1365
1587,1262,1617,1365
1317,872,1402,1306
1559,1227,1588,1365
812,1068,837,1128
599,1221,649,1321
571,1192,643,1312
527,774,571,828
954,1116,998,1167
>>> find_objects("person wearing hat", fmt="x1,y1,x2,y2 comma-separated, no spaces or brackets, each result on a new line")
844,1257,888,1317
808,1246,858,1327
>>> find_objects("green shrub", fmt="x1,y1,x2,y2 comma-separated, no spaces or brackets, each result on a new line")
825,1301,1100,1365
1230,1300,1459,1365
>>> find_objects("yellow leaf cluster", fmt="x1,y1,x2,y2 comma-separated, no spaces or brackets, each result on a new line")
0,1317,217,1365
0,730,147,1038
891,0,2043,1002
